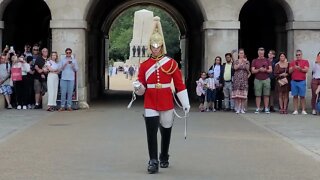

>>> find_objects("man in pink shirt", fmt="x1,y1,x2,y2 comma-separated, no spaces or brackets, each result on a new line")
289,49,309,115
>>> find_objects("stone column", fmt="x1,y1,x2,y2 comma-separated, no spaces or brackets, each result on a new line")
50,20,89,109
180,35,186,79
0,21,3,52
203,21,240,70
286,21,320,86
105,35,110,90
0,21,4,109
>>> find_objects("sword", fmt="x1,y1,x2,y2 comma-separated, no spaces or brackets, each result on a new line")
184,111,188,140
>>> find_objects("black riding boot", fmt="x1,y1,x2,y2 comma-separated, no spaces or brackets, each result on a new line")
145,116,160,174
159,126,172,168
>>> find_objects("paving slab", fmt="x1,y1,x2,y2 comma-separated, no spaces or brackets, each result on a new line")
0,99,319,180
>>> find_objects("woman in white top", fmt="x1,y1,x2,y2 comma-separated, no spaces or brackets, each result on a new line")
12,55,30,110
311,52,320,115
46,52,60,111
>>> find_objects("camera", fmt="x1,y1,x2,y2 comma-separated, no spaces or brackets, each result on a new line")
9,46,14,52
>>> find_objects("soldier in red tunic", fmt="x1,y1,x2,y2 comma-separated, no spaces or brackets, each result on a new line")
133,20,190,174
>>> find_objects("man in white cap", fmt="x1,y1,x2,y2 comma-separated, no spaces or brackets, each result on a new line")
133,19,190,174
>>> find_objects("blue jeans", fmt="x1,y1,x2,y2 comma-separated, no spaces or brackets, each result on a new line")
60,79,74,108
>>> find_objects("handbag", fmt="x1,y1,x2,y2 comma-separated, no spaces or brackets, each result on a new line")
278,78,288,86
11,67,22,81
278,66,288,86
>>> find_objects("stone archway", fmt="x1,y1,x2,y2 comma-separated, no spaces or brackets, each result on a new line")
239,0,293,60
239,0,293,97
2,0,51,51
85,0,204,100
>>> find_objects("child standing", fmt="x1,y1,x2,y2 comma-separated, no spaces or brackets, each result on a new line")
205,70,216,112
196,72,207,112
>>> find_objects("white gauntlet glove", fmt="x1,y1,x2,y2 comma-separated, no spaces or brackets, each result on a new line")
177,89,190,113
132,80,145,96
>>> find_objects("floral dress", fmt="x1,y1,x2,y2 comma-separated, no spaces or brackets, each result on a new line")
232,59,250,99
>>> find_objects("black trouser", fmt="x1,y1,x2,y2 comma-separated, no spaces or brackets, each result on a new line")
145,116,159,160
160,126,172,160
24,76,34,105
14,80,25,106
215,87,224,110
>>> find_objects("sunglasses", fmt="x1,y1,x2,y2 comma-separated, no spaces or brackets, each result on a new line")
66,52,72,54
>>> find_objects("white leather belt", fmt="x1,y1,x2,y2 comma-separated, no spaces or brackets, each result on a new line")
147,83,171,89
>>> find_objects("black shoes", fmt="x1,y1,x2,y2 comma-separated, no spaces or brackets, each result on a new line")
147,159,159,174
159,154,169,168
270,106,276,112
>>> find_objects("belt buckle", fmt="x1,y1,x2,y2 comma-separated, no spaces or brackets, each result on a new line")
155,83,162,89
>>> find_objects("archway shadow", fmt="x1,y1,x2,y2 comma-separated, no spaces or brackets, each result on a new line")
86,0,204,102
2,0,51,51
239,0,290,100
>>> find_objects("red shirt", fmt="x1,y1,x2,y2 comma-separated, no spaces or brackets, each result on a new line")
251,58,271,80
138,56,186,111
289,59,309,80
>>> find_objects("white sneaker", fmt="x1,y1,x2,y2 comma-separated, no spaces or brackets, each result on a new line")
17,105,21,110
301,110,308,115
28,104,32,109
236,110,240,114
292,110,298,115
265,108,270,114
241,110,246,114
312,110,317,115
22,105,27,110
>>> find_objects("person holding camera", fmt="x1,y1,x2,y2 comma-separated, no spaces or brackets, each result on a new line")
11,55,30,110
46,52,60,111
289,49,309,115
58,48,78,111
251,47,272,114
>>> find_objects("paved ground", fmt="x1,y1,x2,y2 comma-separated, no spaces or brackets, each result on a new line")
0,74,319,179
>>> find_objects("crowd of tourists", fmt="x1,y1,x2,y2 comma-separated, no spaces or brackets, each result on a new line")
0,44,78,111
196,48,320,115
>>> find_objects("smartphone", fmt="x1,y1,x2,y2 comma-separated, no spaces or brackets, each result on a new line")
10,46,14,52
69,60,72,64
295,61,299,66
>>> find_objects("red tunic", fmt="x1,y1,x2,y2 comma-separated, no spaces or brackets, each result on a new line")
138,56,186,111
